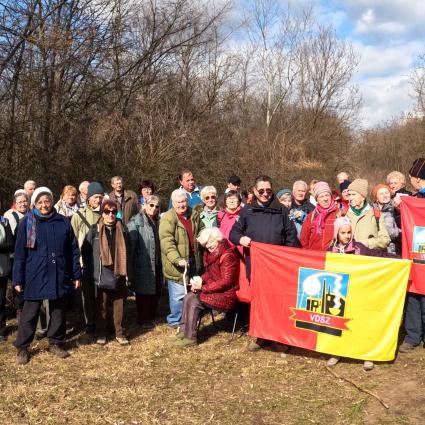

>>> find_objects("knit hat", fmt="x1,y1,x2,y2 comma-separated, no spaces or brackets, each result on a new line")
339,180,351,192
31,186,53,207
333,217,352,239
228,175,241,185
348,179,368,199
372,183,391,201
87,181,104,199
313,181,332,199
276,189,292,199
409,158,425,180
14,189,27,197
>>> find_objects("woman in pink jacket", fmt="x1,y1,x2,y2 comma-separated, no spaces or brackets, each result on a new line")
217,191,242,255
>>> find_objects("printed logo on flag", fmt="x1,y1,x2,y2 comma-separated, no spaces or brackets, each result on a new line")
411,226,425,264
290,268,351,336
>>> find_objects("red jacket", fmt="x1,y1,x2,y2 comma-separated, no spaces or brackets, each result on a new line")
300,209,339,251
200,240,239,311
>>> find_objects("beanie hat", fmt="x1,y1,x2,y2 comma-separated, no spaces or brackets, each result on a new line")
372,184,390,201
313,181,332,199
87,181,104,199
276,189,292,199
31,186,53,207
333,217,352,239
409,158,425,180
348,179,368,199
228,175,241,185
339,180,351,192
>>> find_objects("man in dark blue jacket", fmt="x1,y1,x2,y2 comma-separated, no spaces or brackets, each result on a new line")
230,175,299,352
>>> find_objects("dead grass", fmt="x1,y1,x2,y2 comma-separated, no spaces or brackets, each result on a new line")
1,296,425,425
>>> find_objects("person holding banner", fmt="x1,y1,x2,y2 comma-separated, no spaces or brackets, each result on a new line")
327,217,399,370
230,175,298,352
399,158,425,353
300,182,339,251
346,179,390,250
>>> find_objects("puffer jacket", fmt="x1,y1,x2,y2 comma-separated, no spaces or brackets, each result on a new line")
300,209,339,251
200,240,239,311
345,204,390,250
159,207,204,284
0,217,14,277
372,202,401,254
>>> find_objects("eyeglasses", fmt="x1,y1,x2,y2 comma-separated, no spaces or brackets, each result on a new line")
205,195,216,201
103,210,117,215
257,189,273,195
149,204,159,209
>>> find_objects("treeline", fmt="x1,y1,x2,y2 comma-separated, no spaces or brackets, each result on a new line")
0,0,393,203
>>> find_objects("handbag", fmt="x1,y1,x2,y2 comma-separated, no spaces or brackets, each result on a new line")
98,265,121,290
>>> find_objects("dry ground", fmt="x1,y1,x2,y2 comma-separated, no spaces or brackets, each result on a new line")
1,296,425,425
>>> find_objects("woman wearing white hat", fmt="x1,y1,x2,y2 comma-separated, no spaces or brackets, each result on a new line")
12,187,81,364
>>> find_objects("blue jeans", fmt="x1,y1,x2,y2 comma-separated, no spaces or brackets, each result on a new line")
167,258,197,326
167,280,187,326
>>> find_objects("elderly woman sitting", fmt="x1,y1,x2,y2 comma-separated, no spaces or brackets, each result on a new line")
170,227,239,347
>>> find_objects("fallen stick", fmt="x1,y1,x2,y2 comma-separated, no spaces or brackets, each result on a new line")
325,366,389,409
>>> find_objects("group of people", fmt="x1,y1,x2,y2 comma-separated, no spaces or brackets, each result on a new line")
1,161,425,371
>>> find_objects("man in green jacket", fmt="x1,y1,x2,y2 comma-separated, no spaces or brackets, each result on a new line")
160,189,204,327
71,181,104,336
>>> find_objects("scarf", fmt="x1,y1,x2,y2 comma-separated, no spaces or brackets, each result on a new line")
350,203,368,216
25,208,55,249
312,199,337,235
99,218,127,276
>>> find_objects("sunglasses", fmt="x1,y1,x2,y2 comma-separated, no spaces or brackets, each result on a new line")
205,195,216,201
103,210,117,215
149,204,159,209
257,188,273,195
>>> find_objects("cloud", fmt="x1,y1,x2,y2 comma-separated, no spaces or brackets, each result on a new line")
357,73,416,128
340,0,425,40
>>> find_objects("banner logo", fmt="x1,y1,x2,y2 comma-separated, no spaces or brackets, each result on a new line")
291,268,351,336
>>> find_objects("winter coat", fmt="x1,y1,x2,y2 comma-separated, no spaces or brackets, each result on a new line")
109,189,139,225
71,205,101,249
345,204,390,250
300,209,339,251
293,199,315,217
372,202,401,254
328,240,399,258
81,223,129,285
4,209,25,236
159,207,204,284
127,212,161,295
13,211,81,300
198,207,219,228
0,217,14,277
229,197,299,279
218,207,242,250
200,241,239,311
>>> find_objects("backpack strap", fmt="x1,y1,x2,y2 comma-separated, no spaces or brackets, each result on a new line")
76,210,92,230
11,211,20,227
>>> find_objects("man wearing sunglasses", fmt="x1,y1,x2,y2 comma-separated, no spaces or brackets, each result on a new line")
230,175,299,352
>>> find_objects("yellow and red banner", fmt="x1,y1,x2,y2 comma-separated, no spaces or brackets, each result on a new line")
401,197,425,294
249,242,411,361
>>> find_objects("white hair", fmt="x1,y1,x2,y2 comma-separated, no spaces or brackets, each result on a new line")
145,194,160,204
110,175,122,184
79,180,90,191
200,185,217,201
171,188,187,203
24,180,36,189
197,227,223,246
292,180,308,191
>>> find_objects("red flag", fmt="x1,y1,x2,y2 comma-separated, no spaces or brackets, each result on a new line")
401,197,425,294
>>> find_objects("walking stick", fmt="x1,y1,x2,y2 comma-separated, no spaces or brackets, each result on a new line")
183,262,188,295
